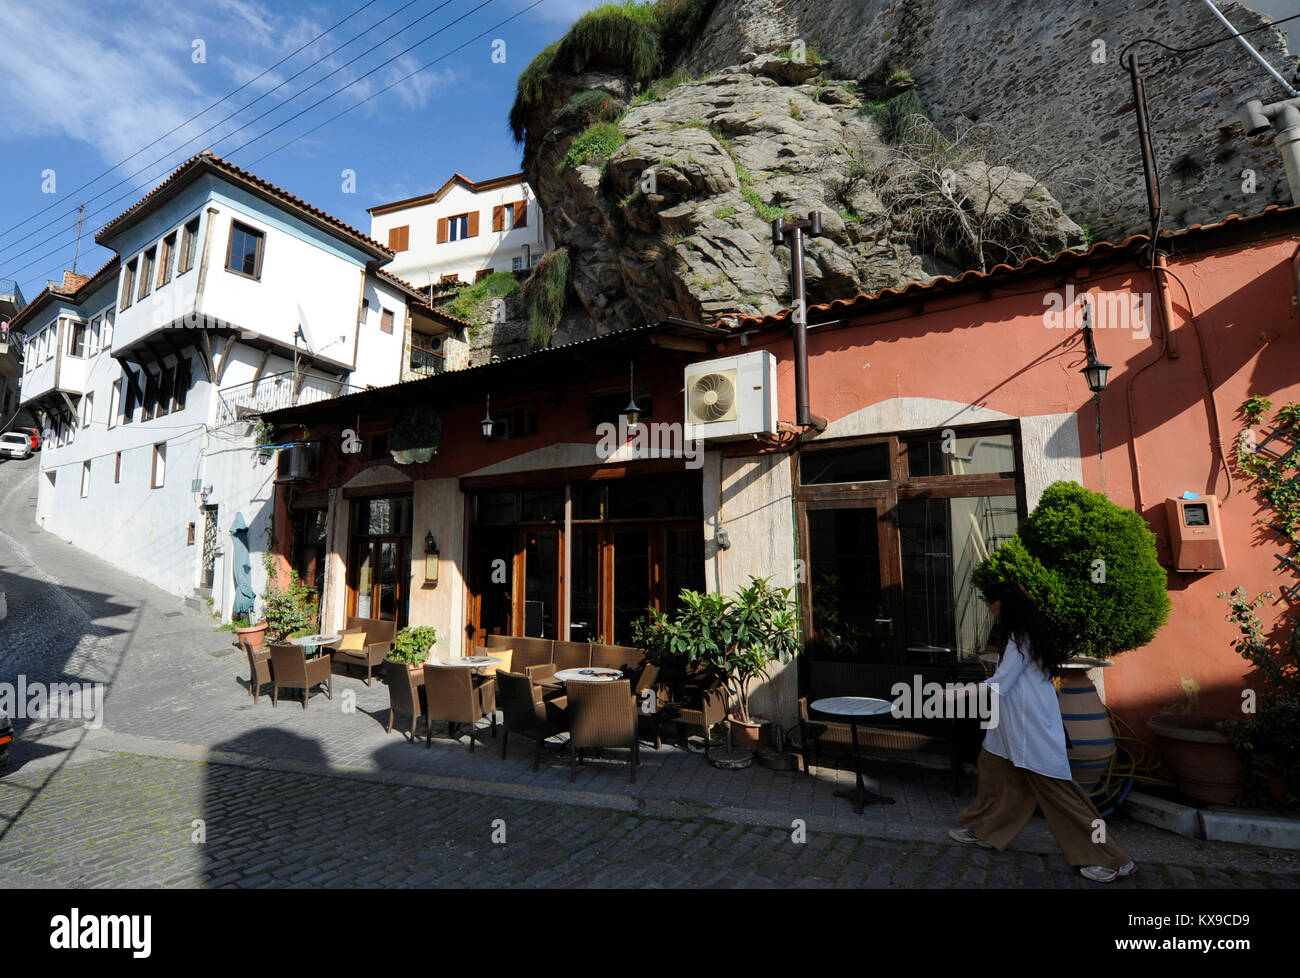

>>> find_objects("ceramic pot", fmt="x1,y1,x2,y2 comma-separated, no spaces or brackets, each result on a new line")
1146,713,1242,805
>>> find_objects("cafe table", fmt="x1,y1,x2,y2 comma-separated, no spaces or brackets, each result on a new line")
553,667,623,684
808,696,897,813
291,634,341,659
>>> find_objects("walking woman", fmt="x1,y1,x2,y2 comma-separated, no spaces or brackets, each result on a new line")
949,579,1136,882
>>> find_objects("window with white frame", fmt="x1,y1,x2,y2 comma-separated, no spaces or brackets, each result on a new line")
80,461,90,498
108,381,120,429
178,216,200,275
512,257,523,272
89,314,101,355
80,392,93,428
68,320,88,358
102,306,115,347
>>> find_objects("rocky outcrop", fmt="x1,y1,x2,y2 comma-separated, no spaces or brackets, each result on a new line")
521,57,1084,333
677,0,1300,238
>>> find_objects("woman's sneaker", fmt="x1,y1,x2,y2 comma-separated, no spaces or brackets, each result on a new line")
948,827,993,848
1080,861,1137,882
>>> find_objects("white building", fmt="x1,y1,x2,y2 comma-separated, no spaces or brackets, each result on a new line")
13,151,448,620
367,172,552,289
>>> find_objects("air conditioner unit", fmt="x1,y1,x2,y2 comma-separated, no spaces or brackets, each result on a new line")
683,350,778,441
275,441,319,483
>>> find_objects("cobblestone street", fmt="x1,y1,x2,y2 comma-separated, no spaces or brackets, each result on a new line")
2,457,1299,889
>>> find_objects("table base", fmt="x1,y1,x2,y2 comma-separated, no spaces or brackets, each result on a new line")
834,784,896,812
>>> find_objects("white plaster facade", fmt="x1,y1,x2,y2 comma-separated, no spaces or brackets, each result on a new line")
367,173,552,289
15,154,419,614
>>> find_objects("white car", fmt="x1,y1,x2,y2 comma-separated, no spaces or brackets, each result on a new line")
0,432,33,459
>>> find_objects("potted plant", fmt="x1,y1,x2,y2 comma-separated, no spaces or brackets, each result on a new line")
971,481,1171,794
636,577,799,754
389,626,437,671
261,554,318,642
232,615,269,652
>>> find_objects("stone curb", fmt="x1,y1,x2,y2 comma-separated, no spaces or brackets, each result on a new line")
1126,790,1300,852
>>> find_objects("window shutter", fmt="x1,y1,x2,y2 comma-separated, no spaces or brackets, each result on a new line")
437,217,449,244
514,201,527,228
492,205,504,232
467,211,479,238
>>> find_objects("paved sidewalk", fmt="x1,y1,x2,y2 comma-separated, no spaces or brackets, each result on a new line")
3,457,1300,886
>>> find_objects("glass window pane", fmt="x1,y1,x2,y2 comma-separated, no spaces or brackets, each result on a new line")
607,476,701,520
807,507,886,660
801,443,891,484
570,529,601,643
665,528,705,616
571,484,603,521
612,530,650,646
907,431,1017,477
898,495,1019,663
523,531,556,638
476,491,516,524
520,487,563,522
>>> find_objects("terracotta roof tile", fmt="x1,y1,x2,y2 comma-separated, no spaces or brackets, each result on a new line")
731,204,1300,330
97,151,392,259
10,256,120,329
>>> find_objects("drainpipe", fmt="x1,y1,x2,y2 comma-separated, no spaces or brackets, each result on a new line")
772,214,828,432
1198,0,1299,99
1243,97,1300,204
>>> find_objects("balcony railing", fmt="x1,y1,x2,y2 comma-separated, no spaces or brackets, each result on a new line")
409,341,445,378
216,371,362,426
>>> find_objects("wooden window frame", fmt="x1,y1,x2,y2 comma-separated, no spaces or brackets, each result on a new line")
178,217,200,275
225,220,265,280
158,231,176,288
121,259,136,309
137,246,155,301
114,452,122,484
380,308,394,334
387,225,410,251
172,358,191,412
151,442,166,489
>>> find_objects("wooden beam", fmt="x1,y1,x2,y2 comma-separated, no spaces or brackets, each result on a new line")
250,347,271,391
648,335,713,354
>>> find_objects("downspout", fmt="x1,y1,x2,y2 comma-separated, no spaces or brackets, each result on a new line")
1197,0,1299,98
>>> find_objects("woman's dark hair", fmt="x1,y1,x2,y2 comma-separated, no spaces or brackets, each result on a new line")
981,579,1065,672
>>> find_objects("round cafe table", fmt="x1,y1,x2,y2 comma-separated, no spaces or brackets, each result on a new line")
433,656,502,683
809,696,896,812
292,634,341,659
553,667,623,683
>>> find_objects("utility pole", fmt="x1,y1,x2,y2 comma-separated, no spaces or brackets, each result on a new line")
71,204,86,274
772,213,828,432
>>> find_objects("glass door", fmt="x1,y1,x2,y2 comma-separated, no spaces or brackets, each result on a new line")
520,528,560,638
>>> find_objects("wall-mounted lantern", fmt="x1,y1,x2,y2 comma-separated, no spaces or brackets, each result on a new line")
424,531,440,587
622,361,642,427
481,394,495,439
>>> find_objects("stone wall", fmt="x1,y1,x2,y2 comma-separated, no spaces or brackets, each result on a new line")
680,0,1299,238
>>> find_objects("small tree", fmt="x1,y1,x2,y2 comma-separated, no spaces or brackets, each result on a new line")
261,552,318,641
970,481,1170,658
634,576,799,723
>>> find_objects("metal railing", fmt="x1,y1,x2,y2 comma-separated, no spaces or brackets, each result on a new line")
0,278,25,305
409,342,445,377
215,371,362,425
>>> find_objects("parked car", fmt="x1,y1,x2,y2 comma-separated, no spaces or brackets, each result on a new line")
0,710,11,766
16,426,41,449
0,432,33,459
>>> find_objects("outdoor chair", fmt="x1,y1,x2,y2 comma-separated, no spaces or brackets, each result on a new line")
658,680,728,758
566,679,639,783
496,670,569,770
385,660,425,743
424,663,497,753
552,640,591,671
474,645,512,675
334,616,397,685
632,662,662,749
240,636,274,706
270,642,332,710
486,635,555,684
589,643,643,674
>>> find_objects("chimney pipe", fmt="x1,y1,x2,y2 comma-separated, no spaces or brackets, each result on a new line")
773,213,828,432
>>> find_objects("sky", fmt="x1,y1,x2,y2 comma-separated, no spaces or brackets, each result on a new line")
1,0,1299,304
0,0,607,303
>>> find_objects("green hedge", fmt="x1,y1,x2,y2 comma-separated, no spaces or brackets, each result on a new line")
971,481,1170,659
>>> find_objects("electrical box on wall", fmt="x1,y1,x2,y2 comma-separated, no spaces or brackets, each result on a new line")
1165,495,1226,572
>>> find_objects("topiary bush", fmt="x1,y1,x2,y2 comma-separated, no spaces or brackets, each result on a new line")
970,481,1170,659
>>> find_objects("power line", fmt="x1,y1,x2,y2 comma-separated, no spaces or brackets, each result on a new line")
1120,11,1300,66
4,0,482,286
0,0,439,266
249,0,545,168
0,0,385,245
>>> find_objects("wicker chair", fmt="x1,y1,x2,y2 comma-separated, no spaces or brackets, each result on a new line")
486,634,558,686
240,635,274,706
496,670,569,770
566,679,639,783
552,640,591,672
385,660,425,743
423,664,497,752
269,642,332,710
658,680,728,758
590,643,643,674
332,617,397,686
633,662,662,749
